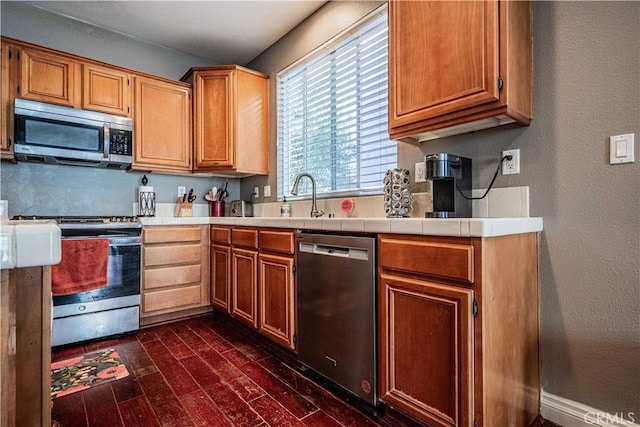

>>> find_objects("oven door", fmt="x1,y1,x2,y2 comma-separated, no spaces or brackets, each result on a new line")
52,234,141,346
52,235,141,307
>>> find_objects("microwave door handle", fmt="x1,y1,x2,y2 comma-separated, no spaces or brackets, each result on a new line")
103,123,110,159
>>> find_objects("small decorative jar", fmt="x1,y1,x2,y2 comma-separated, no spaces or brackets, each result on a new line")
383,168,413,218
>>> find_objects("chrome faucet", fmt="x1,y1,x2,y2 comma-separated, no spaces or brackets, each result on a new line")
290,173,324,218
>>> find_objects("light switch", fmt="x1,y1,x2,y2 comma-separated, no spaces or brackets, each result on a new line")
609,133,635,164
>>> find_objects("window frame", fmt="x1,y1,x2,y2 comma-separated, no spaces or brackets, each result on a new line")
276,5,396,201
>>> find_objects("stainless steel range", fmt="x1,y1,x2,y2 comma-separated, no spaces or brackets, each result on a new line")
14,216,142,346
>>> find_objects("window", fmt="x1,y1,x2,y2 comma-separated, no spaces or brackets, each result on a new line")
277,7,396,200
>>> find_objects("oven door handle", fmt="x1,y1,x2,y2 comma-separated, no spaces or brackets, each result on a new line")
62,236,141,245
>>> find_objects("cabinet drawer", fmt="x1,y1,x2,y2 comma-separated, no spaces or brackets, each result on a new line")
379,237,474,283
259,230,294,254
144,264,201,290
144,244,201,267
144,226,201,244
211,226,231,245
232,228,258,249
143,285,201,314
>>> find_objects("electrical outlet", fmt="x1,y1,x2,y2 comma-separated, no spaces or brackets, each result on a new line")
253,187,259,198
502,149,520,175
178,186,187,197
263,185,271,198
415,162,427,183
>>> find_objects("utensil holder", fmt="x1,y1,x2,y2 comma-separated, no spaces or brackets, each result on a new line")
210,201,225,217
175,197,193,217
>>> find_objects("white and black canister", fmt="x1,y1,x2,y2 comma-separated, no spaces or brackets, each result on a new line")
138,175,156,217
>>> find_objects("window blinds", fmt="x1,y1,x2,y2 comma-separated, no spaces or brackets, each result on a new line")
277,9,397,199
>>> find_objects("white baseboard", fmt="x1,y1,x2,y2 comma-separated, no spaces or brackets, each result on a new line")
541,391,639,427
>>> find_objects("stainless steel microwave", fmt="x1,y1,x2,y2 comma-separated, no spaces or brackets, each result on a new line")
14,98,133,169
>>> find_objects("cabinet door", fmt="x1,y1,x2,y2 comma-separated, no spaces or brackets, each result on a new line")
193,69,234,170
19,48,79,107
211,244,231,313
133,76,191,172
258,253,295,350
235,69,269,174
82,64,131,116
231,248,258,328
388,0,499,129
1,44,14,158
379,273,473,427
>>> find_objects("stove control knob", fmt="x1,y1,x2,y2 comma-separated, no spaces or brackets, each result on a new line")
121,217,129,223
111,216,119,223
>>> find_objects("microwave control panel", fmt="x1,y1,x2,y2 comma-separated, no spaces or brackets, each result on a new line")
110,130,133,156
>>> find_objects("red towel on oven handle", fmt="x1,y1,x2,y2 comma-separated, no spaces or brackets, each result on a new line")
52,238,110,296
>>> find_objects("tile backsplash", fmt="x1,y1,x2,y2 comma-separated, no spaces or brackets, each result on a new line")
135,186,530,219
254,186,530,219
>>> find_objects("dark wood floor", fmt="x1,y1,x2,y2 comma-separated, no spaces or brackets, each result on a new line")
51,313,562,427
51,314,385,427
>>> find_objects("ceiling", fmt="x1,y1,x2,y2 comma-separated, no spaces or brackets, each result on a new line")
21,1,327,65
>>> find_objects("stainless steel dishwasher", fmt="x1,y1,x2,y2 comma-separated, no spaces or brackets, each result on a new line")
297,232,377,405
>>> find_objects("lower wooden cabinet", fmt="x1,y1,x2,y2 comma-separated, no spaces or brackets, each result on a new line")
1,267,52,427
231,247,258,327
379,274,473,427
212,226,297,351
258,253,295,350
142,226,209,321
210,226,232,312
210,244,231,312
378,233,539,427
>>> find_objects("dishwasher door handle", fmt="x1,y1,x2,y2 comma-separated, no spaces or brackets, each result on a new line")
299,242,370,261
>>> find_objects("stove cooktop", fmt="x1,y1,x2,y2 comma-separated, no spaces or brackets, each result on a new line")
11,215,141,229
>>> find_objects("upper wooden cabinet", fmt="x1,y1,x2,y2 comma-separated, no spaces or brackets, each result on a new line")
183,66,269,175
8,39,132,117
18,47,80,108
132,76,192,173
82,63,131,116
388,0,532,142
1,44,16,159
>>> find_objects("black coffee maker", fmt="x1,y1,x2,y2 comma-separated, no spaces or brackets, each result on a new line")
425,153,472,218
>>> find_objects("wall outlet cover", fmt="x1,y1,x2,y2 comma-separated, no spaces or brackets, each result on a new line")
502,149,520,175
415,162,427,183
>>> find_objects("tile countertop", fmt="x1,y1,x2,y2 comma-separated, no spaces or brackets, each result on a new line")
138,216,543,238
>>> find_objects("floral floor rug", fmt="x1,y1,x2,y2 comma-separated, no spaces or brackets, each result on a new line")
51,348,129,399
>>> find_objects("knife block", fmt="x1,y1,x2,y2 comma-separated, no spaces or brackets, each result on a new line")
175,197,193,217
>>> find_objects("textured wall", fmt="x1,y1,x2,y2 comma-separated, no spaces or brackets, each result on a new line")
0,2,240,215
248,0,640,417
0,1,219,80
